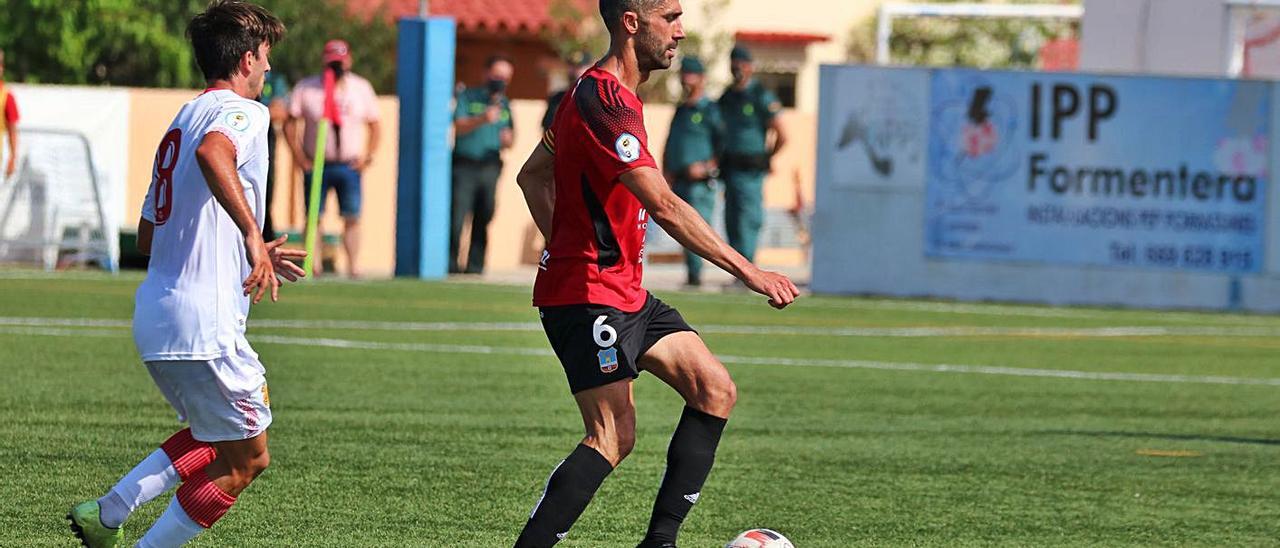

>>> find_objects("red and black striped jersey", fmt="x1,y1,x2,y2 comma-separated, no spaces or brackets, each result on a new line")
533,67,657,312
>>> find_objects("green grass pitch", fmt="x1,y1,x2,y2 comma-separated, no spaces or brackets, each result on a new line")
1,272,1277,546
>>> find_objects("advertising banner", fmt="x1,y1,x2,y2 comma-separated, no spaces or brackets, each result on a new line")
924,69,1268,273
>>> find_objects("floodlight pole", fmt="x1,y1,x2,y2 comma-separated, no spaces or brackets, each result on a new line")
874,2,1084,65
419,0,428,17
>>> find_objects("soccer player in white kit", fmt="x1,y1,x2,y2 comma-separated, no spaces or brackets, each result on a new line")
67,3,300,547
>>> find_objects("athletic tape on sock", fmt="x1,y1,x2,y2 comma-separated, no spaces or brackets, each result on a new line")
161,428,217,481
175,469,236,529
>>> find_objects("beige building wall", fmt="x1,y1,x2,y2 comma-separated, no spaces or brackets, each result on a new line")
123,92,815,278
126,88,402,278
679,0,880,113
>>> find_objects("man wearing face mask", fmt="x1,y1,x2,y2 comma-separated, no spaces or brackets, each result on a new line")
0,48,20,180
284,39,382,278
662,56,723,288
450,54,515,275
717,44,786,265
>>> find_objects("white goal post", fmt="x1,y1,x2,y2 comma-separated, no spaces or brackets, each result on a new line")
1225,0,1280,77
0,128,117,272
875,2,1085,65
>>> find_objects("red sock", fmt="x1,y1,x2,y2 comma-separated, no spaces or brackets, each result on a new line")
175,469,236,528
161,428,217,480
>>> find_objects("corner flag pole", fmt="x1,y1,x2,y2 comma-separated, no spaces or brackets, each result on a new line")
302,119,328,276
303,66,341,277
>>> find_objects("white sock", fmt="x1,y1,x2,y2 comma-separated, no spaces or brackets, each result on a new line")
135,496,205,548
98,449,179,528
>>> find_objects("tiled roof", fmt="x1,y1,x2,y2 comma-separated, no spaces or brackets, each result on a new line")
351,0,596,34
734,31,830,45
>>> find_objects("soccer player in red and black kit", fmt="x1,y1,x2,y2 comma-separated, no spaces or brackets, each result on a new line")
512,1,800,546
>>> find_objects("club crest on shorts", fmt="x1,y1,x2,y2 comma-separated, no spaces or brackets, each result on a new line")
615,132,640,163
597,347,619,373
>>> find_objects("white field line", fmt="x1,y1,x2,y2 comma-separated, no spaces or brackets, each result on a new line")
674,293,1280,325
3,317,1277,338
6,269,1277,325
2,324,1278,387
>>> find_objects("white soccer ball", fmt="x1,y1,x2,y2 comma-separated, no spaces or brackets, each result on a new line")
726,528,795,548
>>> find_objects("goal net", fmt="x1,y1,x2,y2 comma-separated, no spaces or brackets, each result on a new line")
0,128,117,271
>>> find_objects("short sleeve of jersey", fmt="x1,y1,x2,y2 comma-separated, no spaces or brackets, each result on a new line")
453,89,470,121
4,94,18,125
140,180,157,223
360,79,382,123
205,99,268,166
574,76,657,182
287,82,308,119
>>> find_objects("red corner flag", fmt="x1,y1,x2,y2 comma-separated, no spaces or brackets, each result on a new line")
322,67,343,127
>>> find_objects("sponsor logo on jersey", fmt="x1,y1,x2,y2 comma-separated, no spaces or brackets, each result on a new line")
225,110,251,131
597,347,619,373
615,132,640,163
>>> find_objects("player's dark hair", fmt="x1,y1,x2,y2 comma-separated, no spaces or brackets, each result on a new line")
599,0,663,33
186,1,286,81
485,54,513,69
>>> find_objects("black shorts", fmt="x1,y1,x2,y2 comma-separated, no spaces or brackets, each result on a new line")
539,293,695,394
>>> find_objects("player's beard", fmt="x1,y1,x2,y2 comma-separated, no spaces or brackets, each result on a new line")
637,31,677,72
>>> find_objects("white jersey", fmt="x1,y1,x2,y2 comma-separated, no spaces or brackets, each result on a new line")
133,89,270,363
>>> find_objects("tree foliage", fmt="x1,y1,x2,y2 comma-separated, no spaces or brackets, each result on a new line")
0,0,399,92
0,0,204,87
543,0,735,104
847,0,1078,69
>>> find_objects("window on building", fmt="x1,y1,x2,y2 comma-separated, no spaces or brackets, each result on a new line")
754,71,798,108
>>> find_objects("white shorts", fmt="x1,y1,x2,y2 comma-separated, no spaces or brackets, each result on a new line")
146,347,272,443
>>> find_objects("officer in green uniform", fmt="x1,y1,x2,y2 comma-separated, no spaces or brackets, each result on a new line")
451,55,514,274
663,56,724,287
542,51,593,132
258,71,289,241
717,45,787,263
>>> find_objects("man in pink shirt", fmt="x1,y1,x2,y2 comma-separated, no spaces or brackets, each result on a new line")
284,39,381,278
0,48,19,179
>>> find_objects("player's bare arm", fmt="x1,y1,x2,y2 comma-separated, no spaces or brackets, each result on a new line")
769,116,787,158
620,166,799,309
282,115,311,172
516,142,556,240
5,123,17,177
195,132,277,303
353,119,381,171
455,107,502,136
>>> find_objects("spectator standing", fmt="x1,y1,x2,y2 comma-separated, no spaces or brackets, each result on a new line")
284,39,381,278
663,56,724,287
0,48,20,179
450,54,514,274
718,45,787,264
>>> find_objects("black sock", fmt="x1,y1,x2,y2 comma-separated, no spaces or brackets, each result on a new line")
641,406,728,545
514,444,614,548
